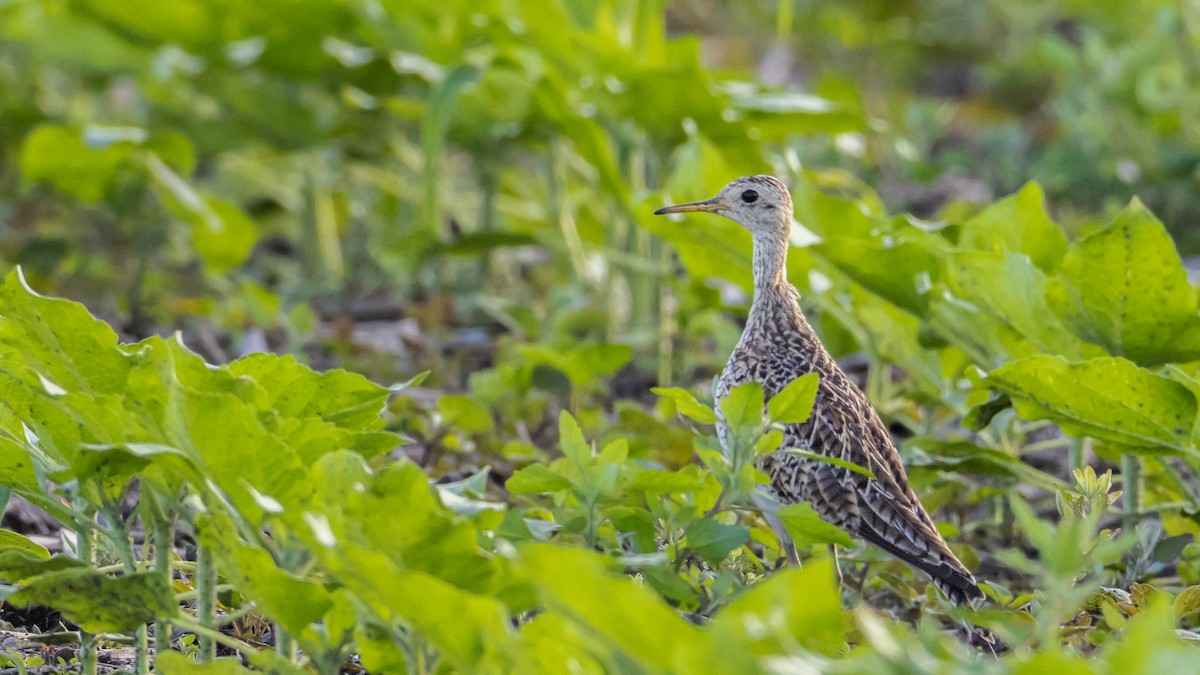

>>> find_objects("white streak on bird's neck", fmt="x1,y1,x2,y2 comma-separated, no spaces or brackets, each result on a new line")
751,227,789,291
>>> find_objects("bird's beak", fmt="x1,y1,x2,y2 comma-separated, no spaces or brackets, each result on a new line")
653,198,729,216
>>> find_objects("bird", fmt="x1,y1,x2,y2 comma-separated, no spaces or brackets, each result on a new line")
654,175,984,605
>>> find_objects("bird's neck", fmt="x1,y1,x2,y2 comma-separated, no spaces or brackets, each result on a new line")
751,228,789,291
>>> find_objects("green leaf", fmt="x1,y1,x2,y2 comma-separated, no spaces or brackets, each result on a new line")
775,502,854,547
0,551,85,583
533,343,633,387
308,454,497,593
644,136,757,292
651,387,717,425
711,560,844,656
321,544,510,670
227,353,389,431
784,448,876,479
1048,199,1200,365
684,519,750,565
154,651,255,674
753,429,783,455
50,442,198,485
0,268,128,396
436,394,493,433
20,125,133,202
0,530,49,560
506,464,573,494
9,570,175,633
196,512,332,635
518,544,754,672
148,153,259,273
556,410,594,472
1176,585,1200,620
720,382,764,431
1104,595,1199,672
963,392,1012,432
958,182,1066,271
767,373,819,424
931,252,1095,364
987,355,1197,455
625,466,707,495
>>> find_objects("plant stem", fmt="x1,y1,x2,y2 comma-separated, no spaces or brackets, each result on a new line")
154,510,175,657
276,625,296,663
75,506,98,675
173,616,261,659
196,544,218,662
656,240,674,387
1068,437,1084,474
1122,453,1143,532
102,502,150,675
548,141,589,285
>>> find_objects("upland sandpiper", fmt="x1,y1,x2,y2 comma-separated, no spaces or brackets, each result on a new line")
655,176,983,604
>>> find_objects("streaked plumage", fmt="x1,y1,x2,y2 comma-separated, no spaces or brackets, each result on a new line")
655,175,983,604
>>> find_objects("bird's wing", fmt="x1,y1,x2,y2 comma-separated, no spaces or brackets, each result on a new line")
783,381,984,604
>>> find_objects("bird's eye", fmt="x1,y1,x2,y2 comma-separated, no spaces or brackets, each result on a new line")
741,189,759,203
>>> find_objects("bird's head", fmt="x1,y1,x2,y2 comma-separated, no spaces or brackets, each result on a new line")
654,175,792,238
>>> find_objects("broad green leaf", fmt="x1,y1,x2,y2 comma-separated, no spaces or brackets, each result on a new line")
625,466,707,495
958,182,1066,271
1012,651,1094,675
319,543,511,670
904,437,1062,488
355,620,412,675
733,92,864,137
518,343,631,387
308,454,496,594
1048,199,1200,365
510,612,608,674
645,134,760,293
0,431,41,494
963,392,1012,432
1104,595,1199,673
932,252,1095,364
56,336,308,519
227,353,389,431
767,373,819,424
1175,585,1200,619
19,125,133,202
813,233,942,315
0,550,85,583
437,394,493,433
196,512,332,635
518,544,755,672
775,502,854,547
0,269,128,395
9,570,175,633
0,530,49,560
711,560,844,656
814,282,948,397
50,442,198,484
987,356,1197,455
154,652,254,674
651,387,717,425
506,464,573,494
684,518,750,565
720,381,764,431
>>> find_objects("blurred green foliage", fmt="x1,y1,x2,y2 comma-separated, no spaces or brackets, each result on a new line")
2,0,1200,673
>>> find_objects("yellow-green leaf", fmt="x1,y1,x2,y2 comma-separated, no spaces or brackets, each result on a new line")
767,373,819,424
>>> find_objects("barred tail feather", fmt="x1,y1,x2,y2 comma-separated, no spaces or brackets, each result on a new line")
858,527,984,605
